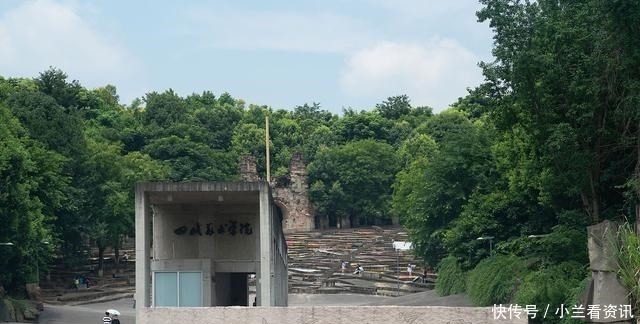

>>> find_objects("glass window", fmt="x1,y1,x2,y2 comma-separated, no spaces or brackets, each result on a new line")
179,272,202,307
153,271,202,307
154,272,177,307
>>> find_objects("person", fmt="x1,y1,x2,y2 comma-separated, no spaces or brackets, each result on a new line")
74,277,80,291
422,268,428,283
102,312,112,324
353,264,364,275
111,314,121,324
407,264,413,277
122,252,129,262
340,261,347,273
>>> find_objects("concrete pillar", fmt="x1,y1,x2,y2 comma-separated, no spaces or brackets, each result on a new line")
135,186,151,314
258,184,271,306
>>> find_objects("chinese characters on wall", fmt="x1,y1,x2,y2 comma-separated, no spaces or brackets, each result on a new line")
174,221,253,236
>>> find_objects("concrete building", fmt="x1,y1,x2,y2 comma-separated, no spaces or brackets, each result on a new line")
135,182,287,317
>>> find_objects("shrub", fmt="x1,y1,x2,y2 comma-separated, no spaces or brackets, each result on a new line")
467,254,528,306
435,256,466,296
612,222,640,315
515,261,588,323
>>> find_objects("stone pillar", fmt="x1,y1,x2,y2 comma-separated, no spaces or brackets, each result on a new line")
584,220,632,323
239,155,260,182
258,183,272,306
135,185,151,314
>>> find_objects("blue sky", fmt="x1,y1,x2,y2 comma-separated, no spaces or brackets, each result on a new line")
0,0,494,113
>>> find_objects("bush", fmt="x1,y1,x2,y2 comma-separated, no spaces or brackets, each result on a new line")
467,254,528,306
612,222,640,314
435,256,466,296
514,261,588,323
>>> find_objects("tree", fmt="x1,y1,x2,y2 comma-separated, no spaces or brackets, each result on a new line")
392,110,495,266
477,0,640,224
332,110,393,143
0,104,64,290
376,95,412,120
308,140,399,228
145,136,236,181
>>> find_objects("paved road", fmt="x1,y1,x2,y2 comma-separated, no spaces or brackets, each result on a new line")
33,292,470,323
39,298,135,324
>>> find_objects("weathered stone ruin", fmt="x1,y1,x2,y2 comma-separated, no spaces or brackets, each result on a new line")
239,153,314,233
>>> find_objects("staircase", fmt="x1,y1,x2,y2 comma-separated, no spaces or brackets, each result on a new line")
40,239,136,305
286,226,436,296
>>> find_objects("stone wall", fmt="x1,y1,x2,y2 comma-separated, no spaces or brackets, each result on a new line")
239,154,314,233
273,153,314,233
239,155,260,182
138,306,527,324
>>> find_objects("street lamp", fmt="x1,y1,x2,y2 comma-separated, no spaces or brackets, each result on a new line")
477,236,495,255
392,241,412,297
527,234,549,239
35,241,50,283
0,242,14,246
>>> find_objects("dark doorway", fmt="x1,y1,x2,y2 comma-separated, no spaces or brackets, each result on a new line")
214,272,252,306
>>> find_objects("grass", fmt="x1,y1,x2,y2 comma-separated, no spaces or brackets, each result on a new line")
612,222,640,315
435,255,466,296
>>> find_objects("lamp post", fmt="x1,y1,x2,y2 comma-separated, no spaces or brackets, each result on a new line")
477,236,495,255
0,242,14,246
392,241,412,297
36,241,50,283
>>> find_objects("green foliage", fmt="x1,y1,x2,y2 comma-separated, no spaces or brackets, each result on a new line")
514,262,587,323
393,110,496,266
435,256,466,296
467,255,528,306
375,95,412,120
612,223,640,313
0,104,61,289
333,110,393,143
477,0,640,223
308,140,399,227
145,136,235,181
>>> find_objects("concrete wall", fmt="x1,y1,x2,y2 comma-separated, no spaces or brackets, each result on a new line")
152,203,258,262
151,259,212,306
136,182,288,315
138,306,527,324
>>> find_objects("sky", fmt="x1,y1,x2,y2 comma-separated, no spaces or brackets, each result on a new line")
0,0,494,113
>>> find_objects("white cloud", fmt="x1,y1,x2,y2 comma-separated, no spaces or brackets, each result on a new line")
0,0,142,101
185,9,374,53
339,39,483,111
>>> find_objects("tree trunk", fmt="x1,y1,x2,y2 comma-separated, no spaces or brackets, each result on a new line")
98,246,105,277
114,243,120,265
114,243,120,273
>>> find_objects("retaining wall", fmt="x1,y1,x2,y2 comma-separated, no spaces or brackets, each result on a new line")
138,306,527,324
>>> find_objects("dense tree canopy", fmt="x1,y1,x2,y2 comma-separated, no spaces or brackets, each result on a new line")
0,2,639,315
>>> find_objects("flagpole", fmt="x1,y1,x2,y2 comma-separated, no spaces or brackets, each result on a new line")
265,116,270,182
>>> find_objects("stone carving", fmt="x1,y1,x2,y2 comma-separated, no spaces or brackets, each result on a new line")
583,220,632,323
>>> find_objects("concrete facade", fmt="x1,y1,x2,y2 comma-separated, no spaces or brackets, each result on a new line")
137,306,528,324
135,182,288,320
